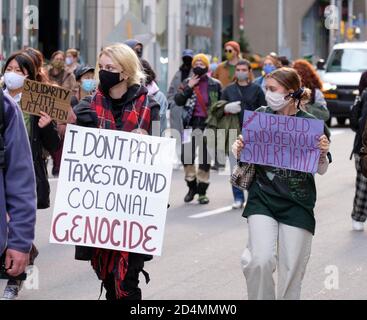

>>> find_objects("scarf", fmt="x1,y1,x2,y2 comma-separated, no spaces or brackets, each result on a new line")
90,89,151,133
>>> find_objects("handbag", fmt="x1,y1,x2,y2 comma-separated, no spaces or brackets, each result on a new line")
230,162,256,191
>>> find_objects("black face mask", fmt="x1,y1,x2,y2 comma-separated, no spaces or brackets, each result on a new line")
135,49,143,59
99,70,124,96
183,57,193,67
193,67,208,77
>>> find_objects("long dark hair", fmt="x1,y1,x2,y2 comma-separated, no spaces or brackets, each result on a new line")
3,51,37,81
24,47,49,83
141,59,156,85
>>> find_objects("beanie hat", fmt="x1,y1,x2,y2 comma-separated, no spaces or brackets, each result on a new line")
224,41,241,54
192,54,210,68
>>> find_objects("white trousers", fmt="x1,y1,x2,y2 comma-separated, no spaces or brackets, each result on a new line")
241,215,313,300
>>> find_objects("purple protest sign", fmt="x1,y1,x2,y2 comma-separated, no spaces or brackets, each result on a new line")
241,111,324,174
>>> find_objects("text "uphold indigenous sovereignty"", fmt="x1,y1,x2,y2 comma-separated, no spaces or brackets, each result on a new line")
241,111,324,174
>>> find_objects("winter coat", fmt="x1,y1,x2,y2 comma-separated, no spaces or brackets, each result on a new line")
361,119,367,177
0,91,36,255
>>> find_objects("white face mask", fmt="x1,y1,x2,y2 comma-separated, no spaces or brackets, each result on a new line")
265,90,290,111
4,72,26,90
65,57,74,66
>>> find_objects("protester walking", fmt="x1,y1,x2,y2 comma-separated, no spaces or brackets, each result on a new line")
167,49,194,168
141,59,168,135
124,39,144,59
0,87,37,300
350,72,367,231
1,51,60,299
213,41,241,89
73,43,160,300
65,49,81,74
73,65,96,104
232,67,331,300
175,54,222,205
292,59,329,121
254,55,282,93
48,50,77,177
220,59,265,209
48,50,77,91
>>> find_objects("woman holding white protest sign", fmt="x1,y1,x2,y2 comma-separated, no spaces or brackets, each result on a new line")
73,43,160,300
1,51,60,300
232,67,331,300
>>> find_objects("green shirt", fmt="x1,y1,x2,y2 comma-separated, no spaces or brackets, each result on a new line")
243,107,327,235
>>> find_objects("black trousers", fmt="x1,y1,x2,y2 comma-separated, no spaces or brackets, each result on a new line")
181,117,211,173
102,253,147,301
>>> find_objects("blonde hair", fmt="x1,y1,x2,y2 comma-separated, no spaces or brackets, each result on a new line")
96,43,145,87
66,48,79,58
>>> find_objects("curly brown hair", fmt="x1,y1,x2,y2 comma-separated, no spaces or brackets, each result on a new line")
293,59,323,91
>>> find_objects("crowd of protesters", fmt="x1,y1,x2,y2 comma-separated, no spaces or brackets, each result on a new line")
0,37,366,302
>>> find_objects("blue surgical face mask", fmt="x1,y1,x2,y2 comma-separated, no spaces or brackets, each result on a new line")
263,64,276,75
81,79,97,92
236,71,249,82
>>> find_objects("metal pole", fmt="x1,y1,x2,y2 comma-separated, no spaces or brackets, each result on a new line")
329,0,336,52
348,0,354,30
336,0,342,42
278,0,284,55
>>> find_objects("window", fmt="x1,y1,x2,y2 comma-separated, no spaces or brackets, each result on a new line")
327,49,367,73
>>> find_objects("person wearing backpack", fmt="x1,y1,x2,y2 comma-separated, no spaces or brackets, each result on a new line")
349,72,367,231
0,88,37,299
1,51,60,299
175,54,222,205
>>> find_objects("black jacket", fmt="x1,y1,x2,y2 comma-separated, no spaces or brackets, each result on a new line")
353,92,367,155
30,116,60,209
174,76,222,112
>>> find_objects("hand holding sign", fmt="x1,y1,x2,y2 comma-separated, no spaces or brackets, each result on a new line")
38,111,52,129
20,79,72,123
241,111,325,174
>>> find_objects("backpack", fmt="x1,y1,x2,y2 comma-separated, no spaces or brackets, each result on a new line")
350,91,365,132
0,89,5,170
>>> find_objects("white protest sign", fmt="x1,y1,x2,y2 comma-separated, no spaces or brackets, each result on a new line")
50,124,176,256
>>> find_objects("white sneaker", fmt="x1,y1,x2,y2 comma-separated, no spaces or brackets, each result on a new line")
352,220,365,232
232,201,244,210
1,285,20,300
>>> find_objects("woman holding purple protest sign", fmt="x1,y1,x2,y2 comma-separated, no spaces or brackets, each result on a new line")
73,43,160,301
232,67,331,300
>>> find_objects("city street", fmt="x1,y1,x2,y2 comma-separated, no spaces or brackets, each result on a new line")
1,124,366,300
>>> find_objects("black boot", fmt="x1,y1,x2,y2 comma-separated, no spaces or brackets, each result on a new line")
197,182,210,205
184,180,198,203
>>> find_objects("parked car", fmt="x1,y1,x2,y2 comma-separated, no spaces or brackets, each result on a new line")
317,42,367,125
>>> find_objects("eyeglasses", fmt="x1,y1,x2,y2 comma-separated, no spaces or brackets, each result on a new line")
224,49,233,53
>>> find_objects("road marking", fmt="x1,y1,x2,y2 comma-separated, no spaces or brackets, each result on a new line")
189,206,233,219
